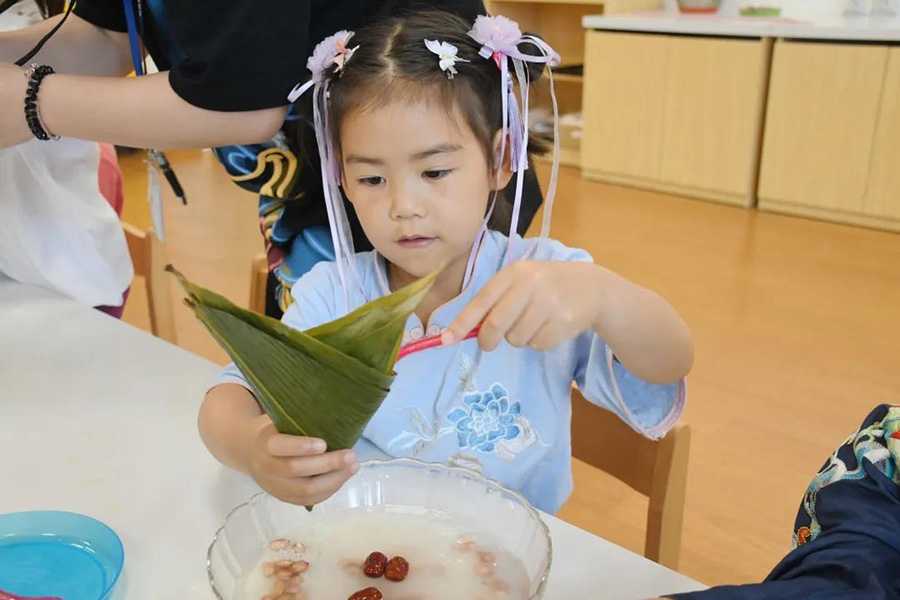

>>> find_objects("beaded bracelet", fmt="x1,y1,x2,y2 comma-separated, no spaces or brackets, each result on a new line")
23,64,59,141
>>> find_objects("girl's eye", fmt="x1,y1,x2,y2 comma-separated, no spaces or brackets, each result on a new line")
359,176,385,187
423,169,452,181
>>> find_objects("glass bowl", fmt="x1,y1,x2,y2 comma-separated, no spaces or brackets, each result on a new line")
208,458,552,599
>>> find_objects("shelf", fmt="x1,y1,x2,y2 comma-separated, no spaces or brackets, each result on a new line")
537,148,581,168
553,73,584,83
492,0,605,6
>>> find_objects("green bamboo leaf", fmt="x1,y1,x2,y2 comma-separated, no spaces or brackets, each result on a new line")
167,266,436,451
305,268,440,373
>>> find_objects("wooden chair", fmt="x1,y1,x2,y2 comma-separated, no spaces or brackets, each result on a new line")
122,223,177,345
571,387,691,570
249,253,269,314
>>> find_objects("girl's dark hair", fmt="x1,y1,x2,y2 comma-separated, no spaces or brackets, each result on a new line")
316,11,551,231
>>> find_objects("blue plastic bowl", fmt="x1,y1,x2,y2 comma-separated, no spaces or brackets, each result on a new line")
0,511,124,600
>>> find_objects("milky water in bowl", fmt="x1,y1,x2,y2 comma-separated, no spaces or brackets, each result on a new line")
237,506,530,600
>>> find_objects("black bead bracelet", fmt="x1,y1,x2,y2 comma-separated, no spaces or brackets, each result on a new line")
23,64,59,141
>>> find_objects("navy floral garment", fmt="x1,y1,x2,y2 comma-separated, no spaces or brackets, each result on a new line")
672,404,900,600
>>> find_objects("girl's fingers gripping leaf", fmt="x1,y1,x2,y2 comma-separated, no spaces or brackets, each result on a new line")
287,450,358,478
265,432,328,458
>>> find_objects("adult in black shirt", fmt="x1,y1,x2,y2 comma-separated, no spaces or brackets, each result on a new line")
0,0,545,317
0,1,487,151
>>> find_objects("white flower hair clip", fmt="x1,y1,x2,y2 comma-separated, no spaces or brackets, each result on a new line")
424,39,469,80
288,30,358,102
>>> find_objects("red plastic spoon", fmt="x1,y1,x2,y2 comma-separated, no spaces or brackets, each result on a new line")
0,591,63,600
396,325,481,361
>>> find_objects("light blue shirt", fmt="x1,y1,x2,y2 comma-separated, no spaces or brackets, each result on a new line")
216,232,685,513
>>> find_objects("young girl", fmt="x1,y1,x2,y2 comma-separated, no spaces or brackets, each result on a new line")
200,11,693,515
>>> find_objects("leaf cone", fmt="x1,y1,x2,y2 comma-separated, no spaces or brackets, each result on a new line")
168,266,438,450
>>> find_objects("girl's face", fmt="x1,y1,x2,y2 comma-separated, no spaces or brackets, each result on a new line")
340,97,509,290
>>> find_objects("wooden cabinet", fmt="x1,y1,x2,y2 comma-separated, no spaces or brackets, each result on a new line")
581,31,771,207
577,24,900,231
489,0,664,168
758,41,900,232
489,0,663,67
758,42,888,217
659,37,769,202
582,32,668,181
863,47,900,222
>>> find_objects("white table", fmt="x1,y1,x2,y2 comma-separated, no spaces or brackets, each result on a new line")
0,278,706,599
583,10,900,41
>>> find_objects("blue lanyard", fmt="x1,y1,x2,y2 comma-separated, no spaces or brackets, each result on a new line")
123,0,145,76
122,0,187,204
122,0,186,73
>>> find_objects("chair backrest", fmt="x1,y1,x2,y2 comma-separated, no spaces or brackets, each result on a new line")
122,223,177,345
249,254,268,314
570,387,690,569
248,227,335,316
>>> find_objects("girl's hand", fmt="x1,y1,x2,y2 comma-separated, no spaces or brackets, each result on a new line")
244,421,360,507
444,260,693,384
1,63,33,149
444,261,608,352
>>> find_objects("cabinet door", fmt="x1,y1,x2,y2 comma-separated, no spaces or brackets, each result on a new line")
659,37,768,201
759,41,887,213
864,47,900,221
582,31,668,180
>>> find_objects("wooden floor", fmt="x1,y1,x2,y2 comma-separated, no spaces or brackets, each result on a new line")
120,149,900,588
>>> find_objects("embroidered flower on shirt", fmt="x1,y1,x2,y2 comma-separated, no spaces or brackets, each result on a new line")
494,417,538,461
447,452,485,474
448,383,522,453
458,352,477,393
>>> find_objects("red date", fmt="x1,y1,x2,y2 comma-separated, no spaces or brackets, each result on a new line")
385,556,410,582
363,551,388,578
348,587,383,600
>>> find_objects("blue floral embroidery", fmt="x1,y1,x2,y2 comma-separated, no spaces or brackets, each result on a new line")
448,383,522,453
